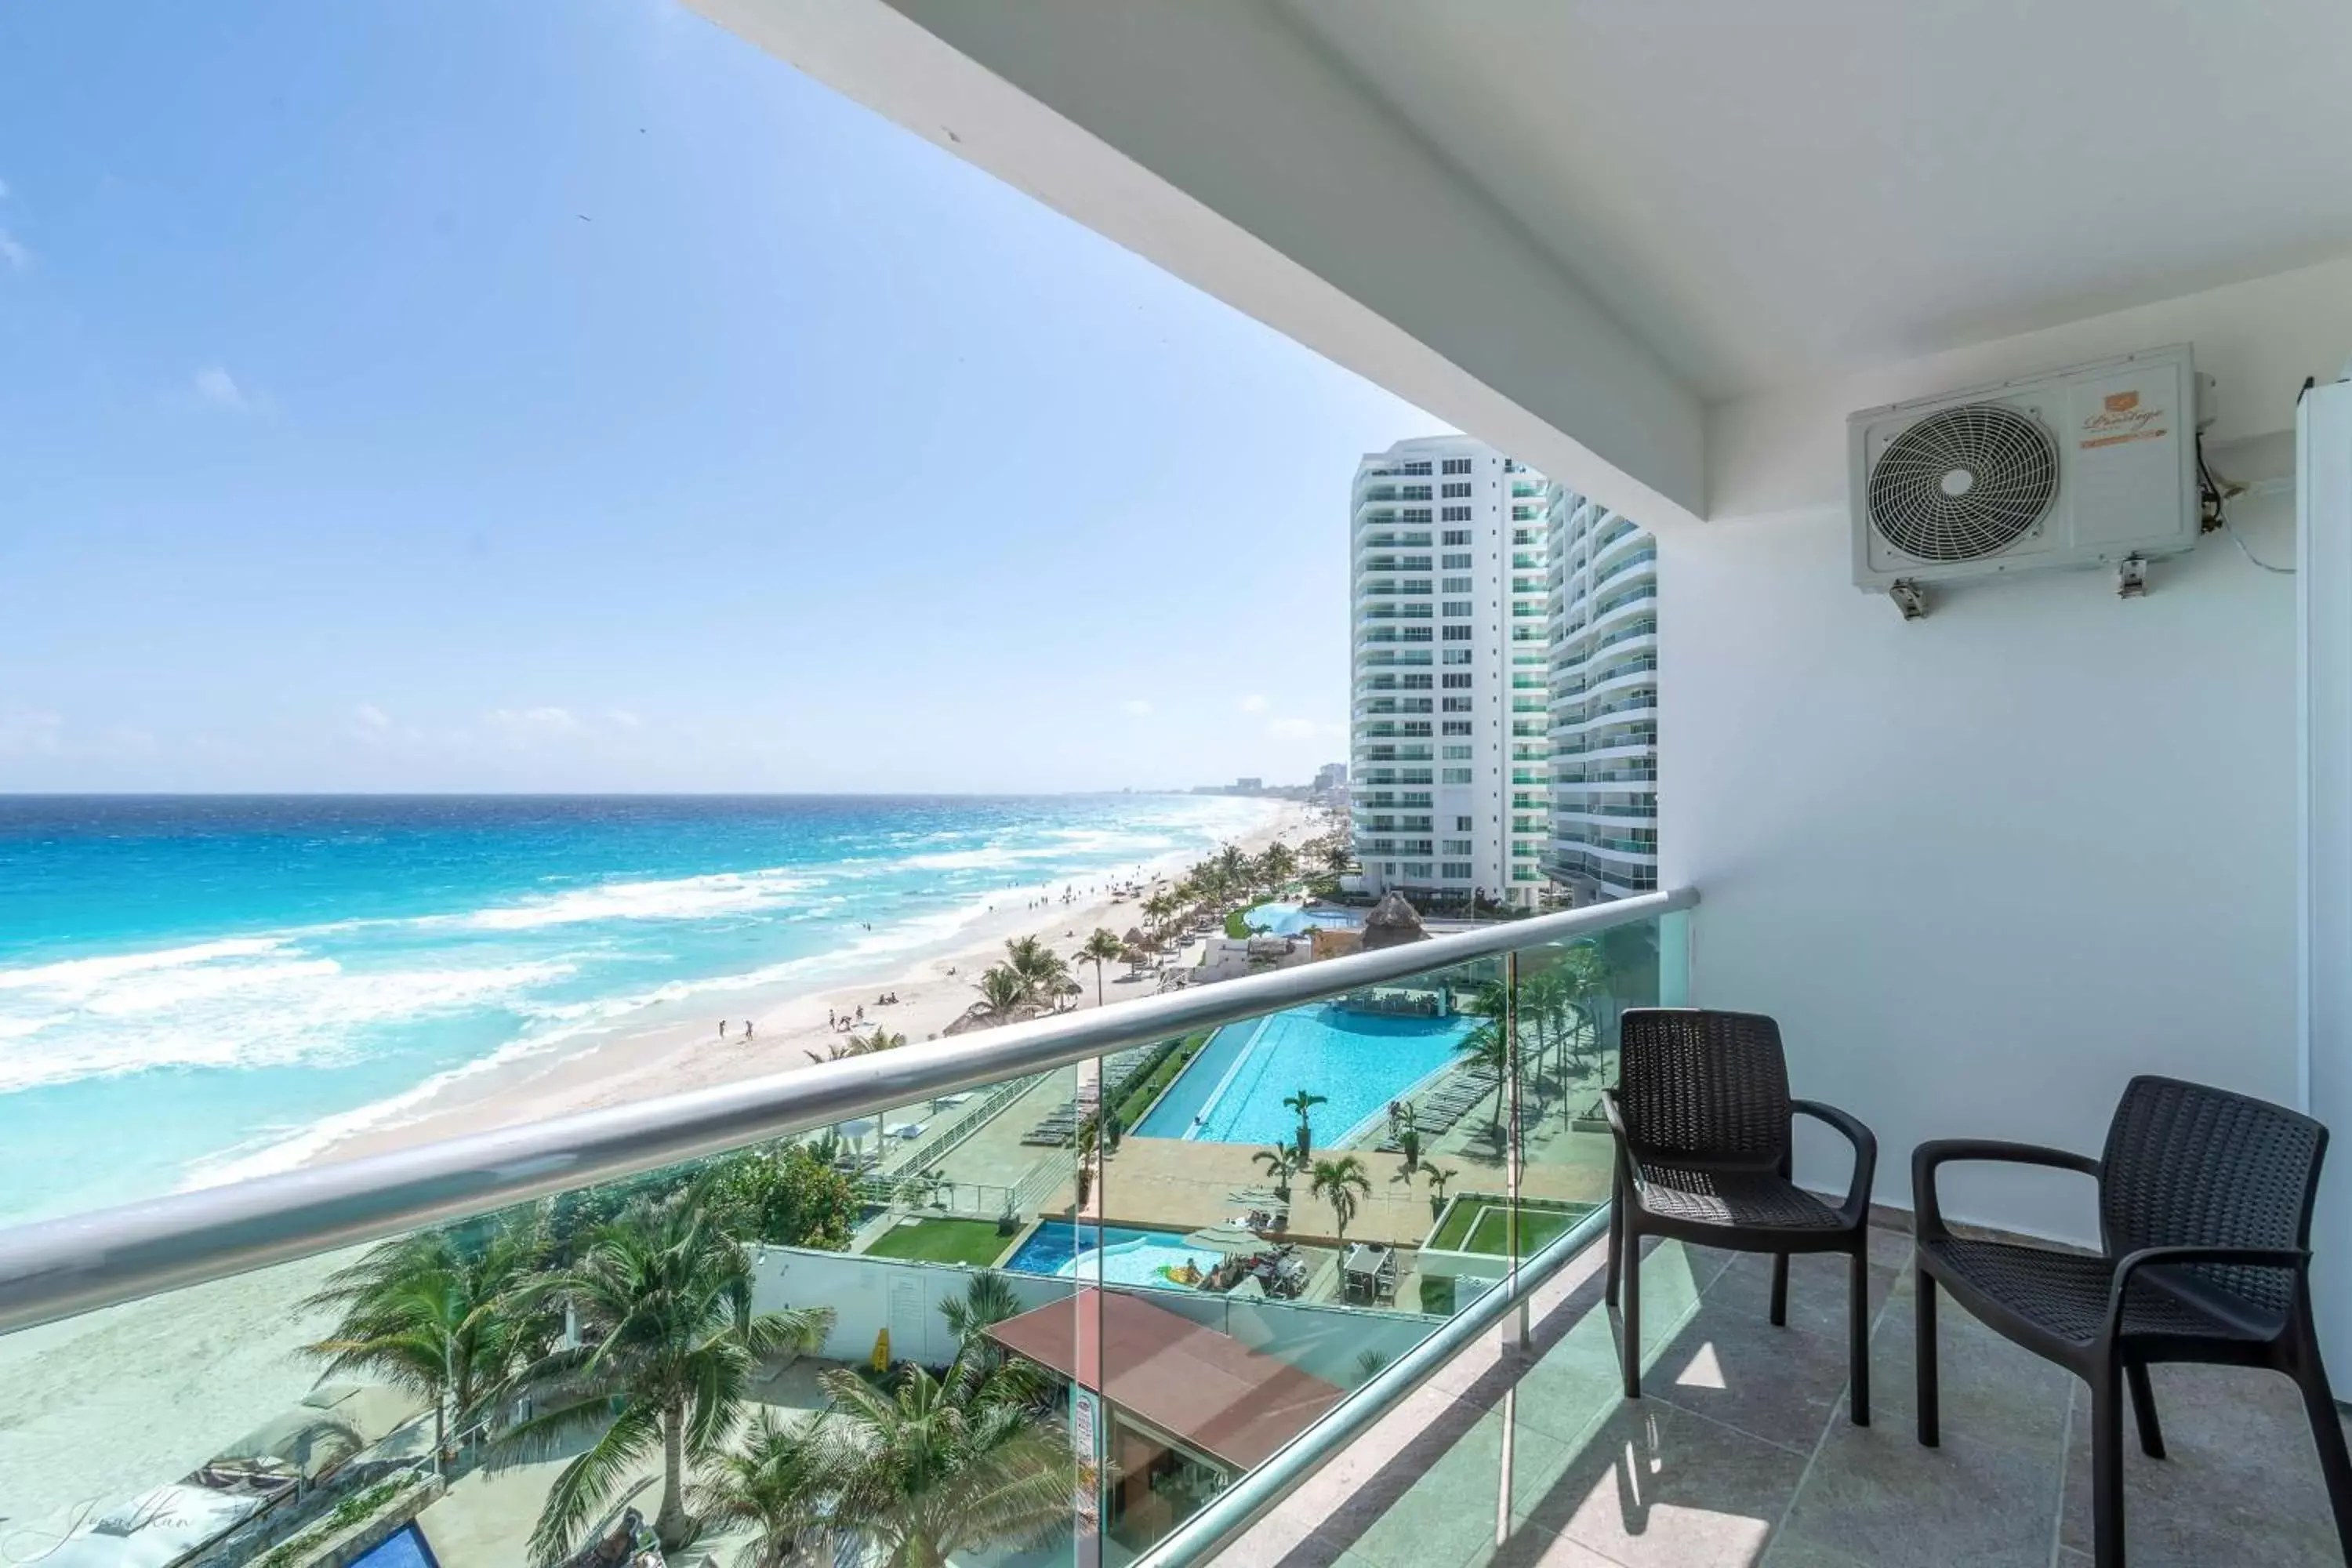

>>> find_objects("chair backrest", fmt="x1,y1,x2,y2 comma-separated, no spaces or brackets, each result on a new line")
1616,1008,1791,1168
2100,1075,2328,1317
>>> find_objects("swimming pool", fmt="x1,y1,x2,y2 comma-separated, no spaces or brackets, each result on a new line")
350,1525,441,1568
1004,1221,1223,1289
1240,902,1361,938
1133,1002,1475,1146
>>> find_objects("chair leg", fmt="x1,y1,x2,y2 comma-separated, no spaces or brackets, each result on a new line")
2124,1359,2165,1459
1621,1219,1642,1400
1604,1192,1624,1308
1769,1251,1790,1327
2291,1340,2352,1563
2092,1356,2128,1568
1848,1244,1870,1426
1915,1265,1939,1447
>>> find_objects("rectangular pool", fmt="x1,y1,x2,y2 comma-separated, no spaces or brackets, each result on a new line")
1133,1002,1474,1146
351,1525,441,1568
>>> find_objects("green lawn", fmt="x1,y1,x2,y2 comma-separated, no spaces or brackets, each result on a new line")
862,1217,1011,1266
1426,1193,1596,1255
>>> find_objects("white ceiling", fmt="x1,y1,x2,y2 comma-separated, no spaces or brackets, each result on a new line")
1280,0,2352,400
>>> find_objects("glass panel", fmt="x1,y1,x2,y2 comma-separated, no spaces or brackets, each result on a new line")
0,909,1683,1568
0,1058,1090,1568
1077,948,1515,1561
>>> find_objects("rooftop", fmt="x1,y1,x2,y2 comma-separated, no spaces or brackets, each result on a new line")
987,1286,1346,1472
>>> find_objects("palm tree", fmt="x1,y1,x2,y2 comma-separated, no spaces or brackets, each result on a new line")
688,1412,827,1568
1282,1088,1328,1164
1308,1156,1373,1248
807,1352,1084,1568
1251,1143,1299,1203
969,965,1031,1025
1003,937,1070,1005
1073,1116,1100,1211
1553,943,1613,1083
1392,1109,1424,1190
938,1270,1023,1352
855,1026,907,1055
1455,1018,1514,1137
303,1221,541,1463
1426,1165,1461,1220
1257,841,1298,891
493,1192,835,1562
1076,928,1123,1008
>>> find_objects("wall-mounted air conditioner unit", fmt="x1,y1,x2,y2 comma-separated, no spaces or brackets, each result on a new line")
1849,343,2201,617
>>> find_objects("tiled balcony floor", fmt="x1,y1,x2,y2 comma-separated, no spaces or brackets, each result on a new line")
1225,1226,2351,1568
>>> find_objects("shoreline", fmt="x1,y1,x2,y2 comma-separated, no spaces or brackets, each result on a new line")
247,797,1318,1177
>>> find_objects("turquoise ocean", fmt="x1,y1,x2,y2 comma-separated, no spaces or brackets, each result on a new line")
0,794,1270,1225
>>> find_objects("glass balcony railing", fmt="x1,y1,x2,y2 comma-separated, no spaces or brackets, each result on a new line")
0,893,1693,1568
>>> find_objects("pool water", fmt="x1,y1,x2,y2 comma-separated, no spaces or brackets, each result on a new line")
1004,1221,1224,1289
351,1526,440,1568
1240,902,1360,937
1134,1002,1475,1146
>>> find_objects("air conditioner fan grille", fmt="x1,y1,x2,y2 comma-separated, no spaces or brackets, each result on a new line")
1867,402,2058,562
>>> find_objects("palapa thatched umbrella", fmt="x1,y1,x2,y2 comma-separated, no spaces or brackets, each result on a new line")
1360,891,1429,951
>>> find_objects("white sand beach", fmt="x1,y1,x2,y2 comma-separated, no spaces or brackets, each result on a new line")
300,796,1316,1167
0,798,1326,1544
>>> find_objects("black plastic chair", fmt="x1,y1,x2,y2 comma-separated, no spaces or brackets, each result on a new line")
1914,1075,2352,1568
1602,1007,1878,1422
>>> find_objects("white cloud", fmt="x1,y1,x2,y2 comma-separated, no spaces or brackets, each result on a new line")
1238,694,1272,713
192,365,248,412
485,706,584,743
354,703,392,733
1266,717,1343,741
0,228,27,271
0,706,64,755
605,708,643,729
1122,699,1153,717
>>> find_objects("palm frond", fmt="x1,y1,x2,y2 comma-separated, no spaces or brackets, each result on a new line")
525,1398,664,1567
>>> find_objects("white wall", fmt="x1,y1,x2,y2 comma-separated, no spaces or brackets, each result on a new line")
1666,260,2352,1242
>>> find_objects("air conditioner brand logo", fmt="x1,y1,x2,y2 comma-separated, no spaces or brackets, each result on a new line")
2081,387,2167,449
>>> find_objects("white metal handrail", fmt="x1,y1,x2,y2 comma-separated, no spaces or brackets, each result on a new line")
0,888,1693,1335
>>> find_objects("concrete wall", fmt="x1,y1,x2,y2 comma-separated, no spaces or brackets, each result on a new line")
1666,257,2352,1243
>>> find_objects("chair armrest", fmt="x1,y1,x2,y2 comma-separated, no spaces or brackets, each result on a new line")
1791,1099,1877,1225
1600,1089,1628,1142
2106,1245,2309,1338
1912,1138,2101,1243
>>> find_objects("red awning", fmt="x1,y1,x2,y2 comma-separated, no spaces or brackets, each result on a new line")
985,1288,1345,1472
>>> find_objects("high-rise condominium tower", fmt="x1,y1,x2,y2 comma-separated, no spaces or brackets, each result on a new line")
1348,436,1554,910
1545,486,1658,902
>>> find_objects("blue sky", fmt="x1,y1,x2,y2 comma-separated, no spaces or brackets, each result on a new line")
0,0,1439,793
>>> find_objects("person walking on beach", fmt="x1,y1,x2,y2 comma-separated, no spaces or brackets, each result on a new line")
744,1019,754,1043
718,1020,728,1040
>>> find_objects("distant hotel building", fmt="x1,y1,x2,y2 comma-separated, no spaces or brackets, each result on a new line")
1348,438,1657,909
1544,486,1658,902
1348,436,1553,910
